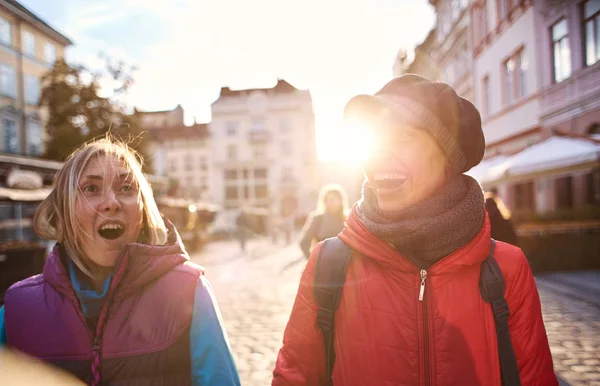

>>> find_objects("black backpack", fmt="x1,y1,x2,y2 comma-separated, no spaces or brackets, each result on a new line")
314,237,521,386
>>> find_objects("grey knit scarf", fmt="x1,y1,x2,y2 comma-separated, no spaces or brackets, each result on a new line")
356,174,485,268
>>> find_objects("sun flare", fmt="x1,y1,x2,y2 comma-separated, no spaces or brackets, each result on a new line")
319,120,374,167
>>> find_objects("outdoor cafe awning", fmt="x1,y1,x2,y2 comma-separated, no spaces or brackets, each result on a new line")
466,155,509,184
469,137,600,185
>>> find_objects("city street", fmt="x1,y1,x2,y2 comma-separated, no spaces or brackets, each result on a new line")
192,239,600,386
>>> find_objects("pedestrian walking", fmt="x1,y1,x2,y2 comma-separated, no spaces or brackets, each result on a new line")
299,184,348,258
0,138,240,386
273,74,557,386
486,193,519,246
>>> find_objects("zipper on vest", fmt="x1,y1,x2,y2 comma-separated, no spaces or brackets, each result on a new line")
419,269,431,386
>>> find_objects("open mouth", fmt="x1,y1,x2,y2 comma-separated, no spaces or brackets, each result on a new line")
373,172,407,191
98,222,125,240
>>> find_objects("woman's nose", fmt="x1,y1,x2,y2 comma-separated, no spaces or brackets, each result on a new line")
101,190,121,212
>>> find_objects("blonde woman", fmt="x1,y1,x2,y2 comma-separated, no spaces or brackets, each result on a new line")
299,184,349,258
0,139,240,386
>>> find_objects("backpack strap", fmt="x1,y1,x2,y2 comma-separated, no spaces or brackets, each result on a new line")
479,239,522,386
314,237,352,386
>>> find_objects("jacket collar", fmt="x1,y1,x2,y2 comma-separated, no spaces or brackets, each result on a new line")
338,205,492,275
43,219,191,300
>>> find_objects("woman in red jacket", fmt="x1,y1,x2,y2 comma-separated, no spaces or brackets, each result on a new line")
272,75,557,386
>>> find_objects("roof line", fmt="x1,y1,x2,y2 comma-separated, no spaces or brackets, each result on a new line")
2,0,73,45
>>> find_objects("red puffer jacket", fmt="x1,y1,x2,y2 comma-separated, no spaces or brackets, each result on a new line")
273,209,557,386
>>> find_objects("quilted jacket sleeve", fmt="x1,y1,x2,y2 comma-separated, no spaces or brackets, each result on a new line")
503,247,558,386
272,243,328,386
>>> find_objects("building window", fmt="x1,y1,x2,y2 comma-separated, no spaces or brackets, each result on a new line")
502,48,526,105
503,58,514,104
243,185,249,199
584,0,600,66
482,75,490,117
44,43,56,65
254,168,267,179
226,121,237,136
255,185,268,199
227,144,237,160
3,117,19,153
170,158,177,172
23,31,35,56
27,120,42,156
552,18,571,82
224,169,237,180
0,17,11,46
185,154,193,171
25,75,40,105
516,49,527,98
225,186,238,200
0,65,16,98
242,169,249,179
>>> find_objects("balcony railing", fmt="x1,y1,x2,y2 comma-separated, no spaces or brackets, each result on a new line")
539,63,600,124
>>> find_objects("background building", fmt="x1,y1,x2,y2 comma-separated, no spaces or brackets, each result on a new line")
209,80,318,219
392,29,440,80
472,0,541,157
431,0,473,99
135,105,211,200
0,0,72,157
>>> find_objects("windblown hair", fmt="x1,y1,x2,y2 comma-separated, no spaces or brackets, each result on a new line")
34,137,167,278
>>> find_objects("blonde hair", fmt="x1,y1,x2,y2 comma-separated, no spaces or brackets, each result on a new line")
316,183,349,220
34,137,168,278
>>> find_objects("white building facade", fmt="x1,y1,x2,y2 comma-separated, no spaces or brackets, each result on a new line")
209,80,319,219
472,0,542,157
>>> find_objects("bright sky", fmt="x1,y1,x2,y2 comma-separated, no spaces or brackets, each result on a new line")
21,0,435,162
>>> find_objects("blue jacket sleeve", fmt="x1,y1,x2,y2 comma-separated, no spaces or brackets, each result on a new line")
190,276,241,386
0,305,6,346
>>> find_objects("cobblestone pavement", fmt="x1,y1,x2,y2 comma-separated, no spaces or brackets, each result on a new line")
193,241,600,386
537,272,600,386
193,238,305,386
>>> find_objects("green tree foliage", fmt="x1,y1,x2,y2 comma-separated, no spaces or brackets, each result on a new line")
40,58,150,170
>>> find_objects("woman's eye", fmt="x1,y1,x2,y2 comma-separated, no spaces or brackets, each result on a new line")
120,184,136,193
83,185,98,193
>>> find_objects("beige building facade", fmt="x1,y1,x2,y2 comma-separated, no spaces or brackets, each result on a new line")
0,0,71,157
135,105,211,200
209,80,318,219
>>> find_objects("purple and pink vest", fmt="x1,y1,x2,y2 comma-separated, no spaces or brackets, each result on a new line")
4,236,203,386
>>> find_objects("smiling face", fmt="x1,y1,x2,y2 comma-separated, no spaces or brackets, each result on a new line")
74,155,144,268
364,125,449,212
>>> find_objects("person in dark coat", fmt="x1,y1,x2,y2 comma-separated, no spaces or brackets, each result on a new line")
486,195,518,246
299,184,348,258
